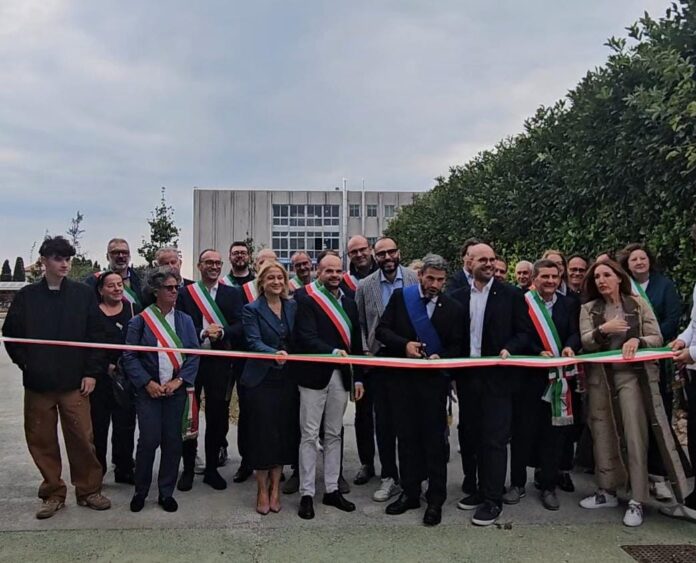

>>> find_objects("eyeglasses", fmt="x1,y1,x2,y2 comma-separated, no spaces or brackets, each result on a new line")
201,260,223,267
375,248,399,259
348,246,370,256
293,261,311,268
109,250,130,256
161,284,179,292
230,251,248,257
476,257,497,264
569,267,587,273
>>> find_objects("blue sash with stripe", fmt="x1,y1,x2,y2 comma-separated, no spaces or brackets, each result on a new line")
402,285,443,356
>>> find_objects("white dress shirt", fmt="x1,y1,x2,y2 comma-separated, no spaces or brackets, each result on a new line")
677,283,696,369
469,278,494,357
418,284,438,319
157,308,177,385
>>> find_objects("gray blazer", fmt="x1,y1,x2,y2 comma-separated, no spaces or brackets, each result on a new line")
355,266,419,354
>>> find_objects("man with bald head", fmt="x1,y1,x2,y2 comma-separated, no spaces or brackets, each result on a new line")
290,251,313,289
514,261,533,292
450,243,534,527
341,235,377,297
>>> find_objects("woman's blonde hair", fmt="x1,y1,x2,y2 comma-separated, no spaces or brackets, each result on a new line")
255,261,290,299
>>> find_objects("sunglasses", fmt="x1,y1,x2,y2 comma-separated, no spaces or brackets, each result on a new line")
160,284,179,292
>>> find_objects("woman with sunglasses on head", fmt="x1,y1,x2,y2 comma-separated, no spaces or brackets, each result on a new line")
91,271,139,484
122,267,200,513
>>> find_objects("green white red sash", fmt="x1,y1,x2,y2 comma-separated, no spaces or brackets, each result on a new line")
525,290,574,426
289,275,304,291
242,280,259,303
630,278,654,312
182,386,199,440
141,305,185,372
187,282,227,326
342,273,358,291
219,274,238,287
306,280,352,349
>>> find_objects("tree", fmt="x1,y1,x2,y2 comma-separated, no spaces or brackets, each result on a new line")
12,257,25,282
138,187,181,266
1,260,11,281
66,211,85,256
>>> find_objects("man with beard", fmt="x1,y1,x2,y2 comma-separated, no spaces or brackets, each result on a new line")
85,238,143,306
154,247,193,286
176,249,244,492
353,237,418,501
222,241,256,287
294,253,365,520
376,254,464,526
341,235,378,297
446,238,481,293
450,243,534,526
515,260,533,292
494,256,508,282
290,251,313,291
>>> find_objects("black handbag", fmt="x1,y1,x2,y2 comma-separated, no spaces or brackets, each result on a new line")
111,359,133,409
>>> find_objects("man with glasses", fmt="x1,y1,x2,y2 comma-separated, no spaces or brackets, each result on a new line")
567,255,588,295
176,249,244,492
85,238,143,306
154,246,193,287
223,241,256,287
290,251,313,290
354,237,418,502
3,236,112,519
341,235,377,297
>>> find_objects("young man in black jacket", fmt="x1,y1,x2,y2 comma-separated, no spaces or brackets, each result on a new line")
3,236,111,519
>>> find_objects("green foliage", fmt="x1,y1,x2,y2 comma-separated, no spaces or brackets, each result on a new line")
387,1,696,299
1,260,11,282
12,257,25,282
68,256,101,281
138,187,181,266
66,211,85,255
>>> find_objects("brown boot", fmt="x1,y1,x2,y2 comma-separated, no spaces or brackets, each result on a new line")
77,492,111,511
36,499,65,520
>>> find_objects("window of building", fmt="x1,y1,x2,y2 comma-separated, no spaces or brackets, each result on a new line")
384,204,396,218
367,237,377,247
366,204,377,217
349,204,361,217
271,204,341,262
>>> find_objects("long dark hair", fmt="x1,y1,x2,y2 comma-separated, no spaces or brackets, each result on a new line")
583,259,633,302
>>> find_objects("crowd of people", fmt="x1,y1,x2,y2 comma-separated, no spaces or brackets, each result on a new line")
3,233,696,529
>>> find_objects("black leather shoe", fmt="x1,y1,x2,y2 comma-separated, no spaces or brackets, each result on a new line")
130,494,146,513
283,470,299,494
353,465,375,485
217,447,228,467
158,495,178,513
115,471,135,485
203,469,228,490
322,490,356,512
298,495,314,520
386,493,420,515
558,472,575,493
338,475,350,494
423,505,442,526
233,464,253,483
177,471,194,492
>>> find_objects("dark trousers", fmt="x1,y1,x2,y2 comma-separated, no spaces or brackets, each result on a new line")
134,387,186,498
478,392,513,506
455,375,482,494
388,372,448,507
182,359,233,473
684,370,696,509
89,376,136,476
354,370,399,480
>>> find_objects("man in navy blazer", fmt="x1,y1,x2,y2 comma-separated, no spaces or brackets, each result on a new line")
176,249,244,492
449,243,534,527
506,259,581,512
293,253,364,520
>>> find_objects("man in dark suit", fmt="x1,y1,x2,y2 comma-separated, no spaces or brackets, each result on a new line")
154,246,194,286
504,259,581,511
176,248,244,492
445,237,480,294
293,253,364,520
84,238,144,306
450,243,534,526
376,253,464,526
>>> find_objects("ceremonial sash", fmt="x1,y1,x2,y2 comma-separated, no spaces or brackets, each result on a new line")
242,280,259,303
141,305,185,372
630,278,654,312
305,281,352,349
187,282,227,326
402,285,443,357
525,291,574,426
95,271,141,306
342,272,358,291
289,276,304,291
182,386,199,441
219,274,238,287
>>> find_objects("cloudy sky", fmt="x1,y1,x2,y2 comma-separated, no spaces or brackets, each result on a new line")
0,0,668,275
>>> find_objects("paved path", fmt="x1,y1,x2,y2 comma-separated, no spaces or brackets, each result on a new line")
0,349,694,562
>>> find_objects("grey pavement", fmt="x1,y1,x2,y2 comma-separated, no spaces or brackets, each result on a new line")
1,349,695,562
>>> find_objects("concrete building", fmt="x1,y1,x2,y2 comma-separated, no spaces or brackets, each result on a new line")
193,188,421,267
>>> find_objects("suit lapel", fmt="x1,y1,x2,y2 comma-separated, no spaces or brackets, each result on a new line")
482,280,499,327
258,298,282,336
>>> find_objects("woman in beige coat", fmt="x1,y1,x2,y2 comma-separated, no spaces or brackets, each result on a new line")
578,259,685,526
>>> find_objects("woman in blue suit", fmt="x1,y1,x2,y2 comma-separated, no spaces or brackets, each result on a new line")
241,261,298,514
122,268,200,513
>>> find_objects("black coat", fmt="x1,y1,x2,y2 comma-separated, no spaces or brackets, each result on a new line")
376,288,464,360
445,269,470,294
527,292,581,356
450,279,535,394
3,278,106,392
293,288,363,390
84,267,144,304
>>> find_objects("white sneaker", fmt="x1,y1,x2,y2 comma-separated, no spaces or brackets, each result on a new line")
659,503,696,522
194,455,205,475
372,477,402,502
623,500,644,527
420,479,428,502
579,489,619,509
650,479,674,501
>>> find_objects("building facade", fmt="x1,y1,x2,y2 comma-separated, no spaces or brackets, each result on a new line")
193,188,421,268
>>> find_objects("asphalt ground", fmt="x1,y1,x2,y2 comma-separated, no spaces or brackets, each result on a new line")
1,349,695,562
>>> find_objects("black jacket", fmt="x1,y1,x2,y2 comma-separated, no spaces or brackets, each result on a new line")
445,269,470,294
450,279,534,394
293,288,363,390
376,288,464,360
527,293,581,356
3,278,106,392
84,267,144,304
